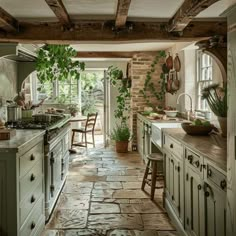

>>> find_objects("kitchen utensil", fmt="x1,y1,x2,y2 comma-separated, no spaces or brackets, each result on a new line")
174,53,181,72
181,122,214,135
166,52,173,70
7,105,22,122
33,114,52,123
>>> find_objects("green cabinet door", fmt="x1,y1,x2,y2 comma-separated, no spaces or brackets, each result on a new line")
185,166,205,236
204,182,226,236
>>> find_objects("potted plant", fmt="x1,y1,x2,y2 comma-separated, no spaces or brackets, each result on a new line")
110,123,132,153
68,104,79,117
107,66,132,152
201,83,227,137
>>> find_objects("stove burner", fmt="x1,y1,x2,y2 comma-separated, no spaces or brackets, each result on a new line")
7,115,65,130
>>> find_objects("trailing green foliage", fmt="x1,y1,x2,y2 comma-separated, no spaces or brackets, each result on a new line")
36,45,85,83
110,123,131,141
107,66,131,124
139,50,166,110
201,83,227,117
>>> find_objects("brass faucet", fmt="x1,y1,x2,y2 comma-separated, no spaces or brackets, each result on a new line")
176,93,194,120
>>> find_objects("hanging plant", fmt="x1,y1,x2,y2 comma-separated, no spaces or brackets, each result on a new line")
139,50,166,110
107,65,131,124
36,45,85,83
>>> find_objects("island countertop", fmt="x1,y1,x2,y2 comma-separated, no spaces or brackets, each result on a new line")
0,129,45,154
162,128,227,172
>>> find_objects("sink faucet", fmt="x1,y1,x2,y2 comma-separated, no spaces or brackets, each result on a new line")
176,93,193,120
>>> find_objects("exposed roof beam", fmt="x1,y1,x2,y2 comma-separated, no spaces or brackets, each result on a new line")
115,0,132,28
45,0,72,29
76,51,155,58
0,7,18,32
0,20,226,43
168,0,220,32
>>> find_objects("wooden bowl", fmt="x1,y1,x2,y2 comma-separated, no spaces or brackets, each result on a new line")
181,122,214,135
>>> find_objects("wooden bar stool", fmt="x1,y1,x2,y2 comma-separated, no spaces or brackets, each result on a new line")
141,153,164,200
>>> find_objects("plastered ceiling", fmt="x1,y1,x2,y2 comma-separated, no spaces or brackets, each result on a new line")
0,0,233,22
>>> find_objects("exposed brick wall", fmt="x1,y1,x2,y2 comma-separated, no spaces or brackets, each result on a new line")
130,52,165,146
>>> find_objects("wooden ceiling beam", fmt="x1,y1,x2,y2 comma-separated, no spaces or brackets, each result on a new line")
115,0,132,28
45,0,72,29
76,51,155,58
0,20,226,43
0,7,18,32
168,0,220,32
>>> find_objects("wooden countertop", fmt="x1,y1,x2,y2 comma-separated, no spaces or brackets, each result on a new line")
162,128,227,172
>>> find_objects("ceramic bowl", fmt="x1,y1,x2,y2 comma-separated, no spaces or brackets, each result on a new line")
164,110,178,117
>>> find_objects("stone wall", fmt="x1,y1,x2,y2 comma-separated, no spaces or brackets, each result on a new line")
130,52,165,146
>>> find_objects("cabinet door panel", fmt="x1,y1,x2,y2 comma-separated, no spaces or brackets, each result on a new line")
185,166,205,236
164,152,171,196
173,159,180,216
205,183,226,236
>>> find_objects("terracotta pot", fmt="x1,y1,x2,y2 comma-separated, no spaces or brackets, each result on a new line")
217,116,227,137
116,141,129,153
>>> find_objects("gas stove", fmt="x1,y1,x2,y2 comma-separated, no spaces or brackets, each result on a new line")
7,114,67,130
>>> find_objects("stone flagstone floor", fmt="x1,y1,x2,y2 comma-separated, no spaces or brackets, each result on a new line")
42,148,178,236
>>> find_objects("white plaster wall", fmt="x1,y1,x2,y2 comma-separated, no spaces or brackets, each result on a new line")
0,58,18,120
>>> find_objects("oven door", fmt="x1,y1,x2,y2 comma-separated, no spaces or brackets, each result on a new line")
50,142,62,199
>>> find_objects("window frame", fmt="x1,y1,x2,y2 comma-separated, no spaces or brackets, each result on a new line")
196,51,213,113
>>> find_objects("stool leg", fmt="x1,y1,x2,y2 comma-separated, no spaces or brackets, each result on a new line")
151,161,157,200
141,160,150,191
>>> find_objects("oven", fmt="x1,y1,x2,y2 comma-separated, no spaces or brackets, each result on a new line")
44,123,70,221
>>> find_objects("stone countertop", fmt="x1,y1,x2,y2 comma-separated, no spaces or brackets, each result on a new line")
0,129,45,153
162,128,227,172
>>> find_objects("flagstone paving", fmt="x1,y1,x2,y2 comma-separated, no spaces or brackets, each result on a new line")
43,148,178,236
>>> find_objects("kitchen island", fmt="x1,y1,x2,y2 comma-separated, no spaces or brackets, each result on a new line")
162,128,227,236
0,130,45,236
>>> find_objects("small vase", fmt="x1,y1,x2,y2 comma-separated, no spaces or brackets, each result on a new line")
217,116,227,137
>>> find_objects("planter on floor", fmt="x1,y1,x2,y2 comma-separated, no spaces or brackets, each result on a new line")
116,141,129,153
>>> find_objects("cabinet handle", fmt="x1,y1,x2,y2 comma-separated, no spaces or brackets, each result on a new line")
30,154,35,161
207,169,212,177
194,161,200,168
197,184,202,190
170,144,173,149
31,195,36,203
31,222,36,230
30,174,35,182
205,191,210,197
188,155,193,163
172,195,174,200
220,180,227,190
171,159,174,163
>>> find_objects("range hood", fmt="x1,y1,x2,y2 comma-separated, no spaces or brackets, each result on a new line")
0,43,39,62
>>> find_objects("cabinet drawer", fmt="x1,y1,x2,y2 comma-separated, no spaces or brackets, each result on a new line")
205,164,227,191
164,135,183,157
20,197,44,236
19,141,43,178
20,181,44,225
185,149,202,174
19,160,43,202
